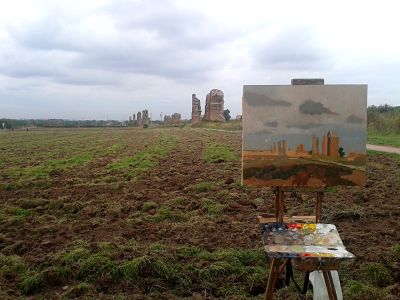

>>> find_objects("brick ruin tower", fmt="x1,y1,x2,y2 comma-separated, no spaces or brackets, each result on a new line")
142,109,149,125
191,94,201,124
205,89,225,122
137,111,142,126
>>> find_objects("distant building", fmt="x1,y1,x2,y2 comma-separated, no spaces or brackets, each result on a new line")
172,113,181,123
205,89,225,122
137,111,142,125
142,109,149,125
191,94,202,124
164,113,181,124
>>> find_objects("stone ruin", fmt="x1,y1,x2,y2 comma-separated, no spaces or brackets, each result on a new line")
142,109,149,125
164,113,181,124
205,89,225,122
191,94,202,124
137,111,142,125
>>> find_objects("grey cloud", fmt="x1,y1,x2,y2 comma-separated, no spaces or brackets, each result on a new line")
264,121,278,127
253,27,331,70
299,100,337,115
4,0,234,83
346,114,364,124
108,0,238,50
244,91,291,107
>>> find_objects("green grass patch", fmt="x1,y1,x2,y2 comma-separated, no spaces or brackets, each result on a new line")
344,280,389,300
109,134,178,174
195,182,214,192
202,143,236,163
152,206,180,222
0,253,27,278
367,150,400,160
358,263,392,287
9,154,92,178
368,131,400,147
200,198,223,216
20,272,45,295
141,201,158,211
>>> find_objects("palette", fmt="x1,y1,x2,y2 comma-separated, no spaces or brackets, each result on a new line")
261,223,355,259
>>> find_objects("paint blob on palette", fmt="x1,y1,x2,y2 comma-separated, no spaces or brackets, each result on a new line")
242,84,367,187
261,223,355,259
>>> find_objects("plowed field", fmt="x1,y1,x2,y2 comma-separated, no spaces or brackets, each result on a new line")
0,128,399,299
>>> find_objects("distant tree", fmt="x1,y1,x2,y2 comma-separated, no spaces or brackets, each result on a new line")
339,147,345,158
223,109,231,121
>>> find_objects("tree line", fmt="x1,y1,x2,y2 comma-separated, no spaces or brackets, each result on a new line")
0,119,125,129
367,104,400,134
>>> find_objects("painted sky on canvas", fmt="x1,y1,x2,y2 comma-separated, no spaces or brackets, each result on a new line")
243,85,367,153
0,0,399,120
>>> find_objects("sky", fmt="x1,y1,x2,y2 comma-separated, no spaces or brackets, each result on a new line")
0,0,399,121
243,85,367,152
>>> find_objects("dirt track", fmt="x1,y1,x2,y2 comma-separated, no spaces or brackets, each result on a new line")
367,143,400,154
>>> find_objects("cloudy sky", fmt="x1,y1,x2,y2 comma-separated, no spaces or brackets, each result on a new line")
0,0,399,120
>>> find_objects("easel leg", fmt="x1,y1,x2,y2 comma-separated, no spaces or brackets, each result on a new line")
316,192,323,223
265,257,279,300
302,271,310,294
322,270,338,300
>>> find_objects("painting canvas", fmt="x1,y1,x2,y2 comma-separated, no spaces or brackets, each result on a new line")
242,84,367,187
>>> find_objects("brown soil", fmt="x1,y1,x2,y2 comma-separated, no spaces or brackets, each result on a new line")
0,128,399,299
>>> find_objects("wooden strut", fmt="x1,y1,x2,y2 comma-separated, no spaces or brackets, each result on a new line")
264,187,340,300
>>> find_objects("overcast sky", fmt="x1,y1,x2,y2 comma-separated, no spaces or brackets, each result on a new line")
1,0,399,120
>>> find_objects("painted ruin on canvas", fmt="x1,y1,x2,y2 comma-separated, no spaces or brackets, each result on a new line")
242,84,367,187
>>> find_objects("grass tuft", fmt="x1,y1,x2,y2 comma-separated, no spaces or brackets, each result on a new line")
359,263,392,287
196,182,214,192
202,143,236,163
344,280,389,300
141,201,158,211
201,198,223,216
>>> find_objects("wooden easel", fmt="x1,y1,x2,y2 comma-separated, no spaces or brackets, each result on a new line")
259,187,341,300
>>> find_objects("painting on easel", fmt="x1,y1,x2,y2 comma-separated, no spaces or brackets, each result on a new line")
242,84,367,187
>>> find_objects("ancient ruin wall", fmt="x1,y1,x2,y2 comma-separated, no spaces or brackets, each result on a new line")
191,94,201,124
205,89,225,122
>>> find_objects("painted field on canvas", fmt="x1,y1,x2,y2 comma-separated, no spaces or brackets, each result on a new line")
242,85,367,187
